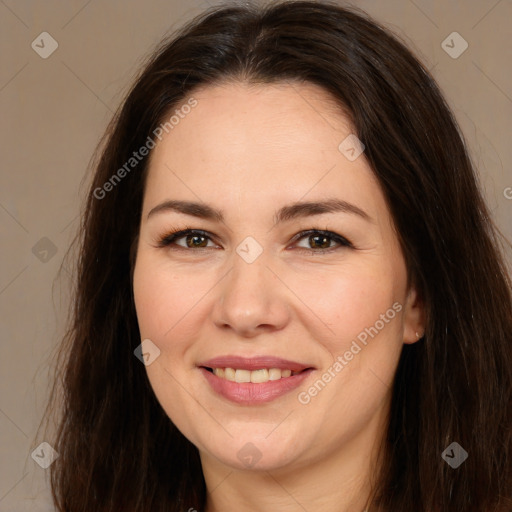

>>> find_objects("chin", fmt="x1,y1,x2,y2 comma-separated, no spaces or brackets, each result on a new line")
198,430,307,472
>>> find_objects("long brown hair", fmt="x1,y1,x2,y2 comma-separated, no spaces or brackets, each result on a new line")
43,1,512,510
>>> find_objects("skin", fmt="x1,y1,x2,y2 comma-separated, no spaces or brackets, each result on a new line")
132,81,425,512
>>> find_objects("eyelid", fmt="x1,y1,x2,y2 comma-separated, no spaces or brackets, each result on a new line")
155,227,218,249
155,227,354,252
288,229,354,250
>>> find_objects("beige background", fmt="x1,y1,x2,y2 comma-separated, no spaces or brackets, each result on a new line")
1,0,511,509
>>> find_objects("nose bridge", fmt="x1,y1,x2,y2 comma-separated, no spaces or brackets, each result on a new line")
224,243,271,310
212,240,289,334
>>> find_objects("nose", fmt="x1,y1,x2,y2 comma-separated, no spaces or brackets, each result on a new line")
211,250,291,338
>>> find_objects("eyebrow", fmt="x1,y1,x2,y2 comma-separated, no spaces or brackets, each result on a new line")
147,198,373,224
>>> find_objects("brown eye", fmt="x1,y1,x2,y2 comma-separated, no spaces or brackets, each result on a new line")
294,229,353,252
157,228,352,253
308,234,332,249
184,233,209,248
157,229,216,249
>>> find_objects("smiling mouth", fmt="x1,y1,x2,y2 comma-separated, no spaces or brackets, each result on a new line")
201,367,310,383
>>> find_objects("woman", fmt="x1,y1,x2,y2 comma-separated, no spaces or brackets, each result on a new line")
44,1,512,511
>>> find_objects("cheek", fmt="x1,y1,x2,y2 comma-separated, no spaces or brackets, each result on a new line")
306,263,405,397
133,253,211,342
132,255,208,438
133,249,406,360
289,260,403,344
290,259,406,410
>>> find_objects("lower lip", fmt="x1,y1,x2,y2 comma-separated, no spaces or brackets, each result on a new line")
200,367,313,405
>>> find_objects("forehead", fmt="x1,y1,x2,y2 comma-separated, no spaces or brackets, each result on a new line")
143,81,386,224
164,80,353,151
148,80,352,167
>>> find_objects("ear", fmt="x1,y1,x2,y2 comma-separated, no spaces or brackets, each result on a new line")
402,286,426,344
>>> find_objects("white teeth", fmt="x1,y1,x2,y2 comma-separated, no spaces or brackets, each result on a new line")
235,369,251,383
212,367,299,383
268,368,282,381
250,369,269,383
224,368,236,381
213,368,225,379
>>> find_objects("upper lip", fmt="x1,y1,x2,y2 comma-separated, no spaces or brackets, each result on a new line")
199,356,313,372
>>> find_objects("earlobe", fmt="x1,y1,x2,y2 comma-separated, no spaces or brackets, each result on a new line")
402,287,426,345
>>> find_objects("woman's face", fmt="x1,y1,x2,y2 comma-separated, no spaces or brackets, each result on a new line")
133,81,424,473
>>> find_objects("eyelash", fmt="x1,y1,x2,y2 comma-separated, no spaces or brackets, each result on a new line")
155,226,354,254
